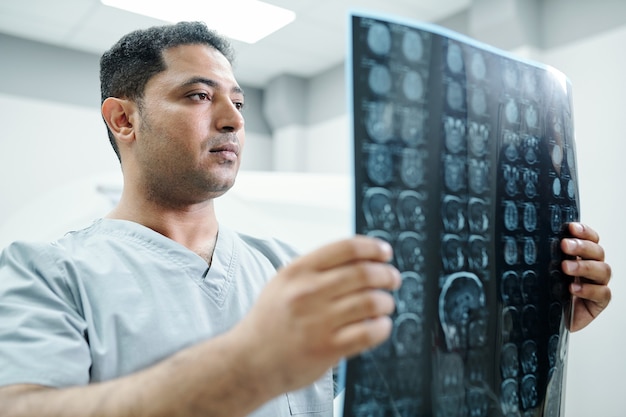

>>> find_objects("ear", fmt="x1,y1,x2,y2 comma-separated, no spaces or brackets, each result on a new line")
101,97,137,145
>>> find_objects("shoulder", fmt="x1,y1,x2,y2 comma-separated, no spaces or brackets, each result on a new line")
1,238,69,274
0,237,79,311
0,219,141,281
0,221,105,286
225,227,300,268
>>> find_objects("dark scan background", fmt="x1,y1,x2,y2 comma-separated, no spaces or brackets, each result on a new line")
342,12,578,417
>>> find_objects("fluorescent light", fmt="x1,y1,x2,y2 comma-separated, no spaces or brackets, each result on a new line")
101,0,296,44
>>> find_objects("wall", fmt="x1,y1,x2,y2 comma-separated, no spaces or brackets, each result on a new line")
0,93,117,244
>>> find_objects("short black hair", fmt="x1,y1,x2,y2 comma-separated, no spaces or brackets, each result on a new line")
100,21,235,161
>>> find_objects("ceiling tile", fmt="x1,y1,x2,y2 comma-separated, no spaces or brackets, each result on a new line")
66,2,167,54
0,0,473,87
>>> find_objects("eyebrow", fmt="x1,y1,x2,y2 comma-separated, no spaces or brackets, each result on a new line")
181,76,245,96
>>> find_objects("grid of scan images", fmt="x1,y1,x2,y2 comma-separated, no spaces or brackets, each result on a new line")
342,11,579,417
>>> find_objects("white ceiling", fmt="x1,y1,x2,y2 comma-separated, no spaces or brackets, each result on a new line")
0,0,470,88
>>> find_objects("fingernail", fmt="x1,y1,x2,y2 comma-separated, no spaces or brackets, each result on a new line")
571,282,582,293
562,239,573,252
563,259,579,275
378,240,393,260
392,268,402,289
572,222,583,234
566,238,579,252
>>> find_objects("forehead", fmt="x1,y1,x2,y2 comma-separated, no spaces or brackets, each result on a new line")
151,43,240,90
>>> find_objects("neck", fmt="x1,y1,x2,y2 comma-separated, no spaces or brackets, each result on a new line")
107,190,220,265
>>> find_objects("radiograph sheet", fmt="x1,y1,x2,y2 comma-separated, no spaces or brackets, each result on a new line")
341,11,578,417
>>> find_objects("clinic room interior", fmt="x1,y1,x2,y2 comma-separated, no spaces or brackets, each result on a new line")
1,1,625,415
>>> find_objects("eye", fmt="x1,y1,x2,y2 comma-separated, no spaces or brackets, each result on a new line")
233,101,245,111
188,92,211,102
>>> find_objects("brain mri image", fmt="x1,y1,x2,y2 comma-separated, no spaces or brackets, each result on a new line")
470,51,487,81
366,22,391,56
368,64,392,96
446,80,465,111
501,271,522,306
400,148,426,188
468,158,490,194
364,101,394,143
522,270,540,305
523,167,539,199
444,116,466,154
362,187,395,230
442,234,466,272
502,60,520,91
470,86,488,116
397,190,427,231
504,97,520,125
503,236,519,266
399,107,427,145
501,342,520,379
468,197,490,234
521,339,539,374
523,134,540,165
523,237,538,265
393,313,425,356
442,195,466,233
523,202,538,232
397,231,426,272
504,200,519,231
524,103,540,131
396,271,426,314
444,154,467,193
468,235,489,271
446,41,464,74
402,29,424,62
468,122,490,157
439,272,486,351
402,70,425,102
365,144,394,185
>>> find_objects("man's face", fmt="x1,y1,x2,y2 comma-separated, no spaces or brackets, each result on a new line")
132,43,246,205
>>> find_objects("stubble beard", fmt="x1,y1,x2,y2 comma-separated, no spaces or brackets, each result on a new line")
137,103,243,208
143,153,239,208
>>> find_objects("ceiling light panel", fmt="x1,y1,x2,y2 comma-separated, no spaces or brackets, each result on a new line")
100,0,296,43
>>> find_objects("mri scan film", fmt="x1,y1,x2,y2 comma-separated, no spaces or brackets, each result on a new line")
342,11,578,417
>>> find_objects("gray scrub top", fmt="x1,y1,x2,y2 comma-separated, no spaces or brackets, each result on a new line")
0,218,332,417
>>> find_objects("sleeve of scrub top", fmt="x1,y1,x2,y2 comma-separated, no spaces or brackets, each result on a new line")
0,241,91,388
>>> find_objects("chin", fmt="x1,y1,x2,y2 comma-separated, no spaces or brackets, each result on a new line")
208,176,236,194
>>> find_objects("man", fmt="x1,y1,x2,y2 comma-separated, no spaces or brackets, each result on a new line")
0,21,611,417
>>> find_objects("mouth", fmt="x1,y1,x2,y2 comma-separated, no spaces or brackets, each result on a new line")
209,142,239,161
210,143,239,154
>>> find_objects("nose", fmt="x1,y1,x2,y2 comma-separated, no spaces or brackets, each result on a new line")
215,98,245,133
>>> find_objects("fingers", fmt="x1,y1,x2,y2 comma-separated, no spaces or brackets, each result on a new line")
570,280,612,310
327,289,396,330
561,228,604,262
565,222,599,244
300,262,401,303
283,244,401,340
283,236,401,306
331,316,394,358
561,222,612,330
561,222,611,287
562,257,611,285
286,238,400,359
290,235,393,272
561,238,605,263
